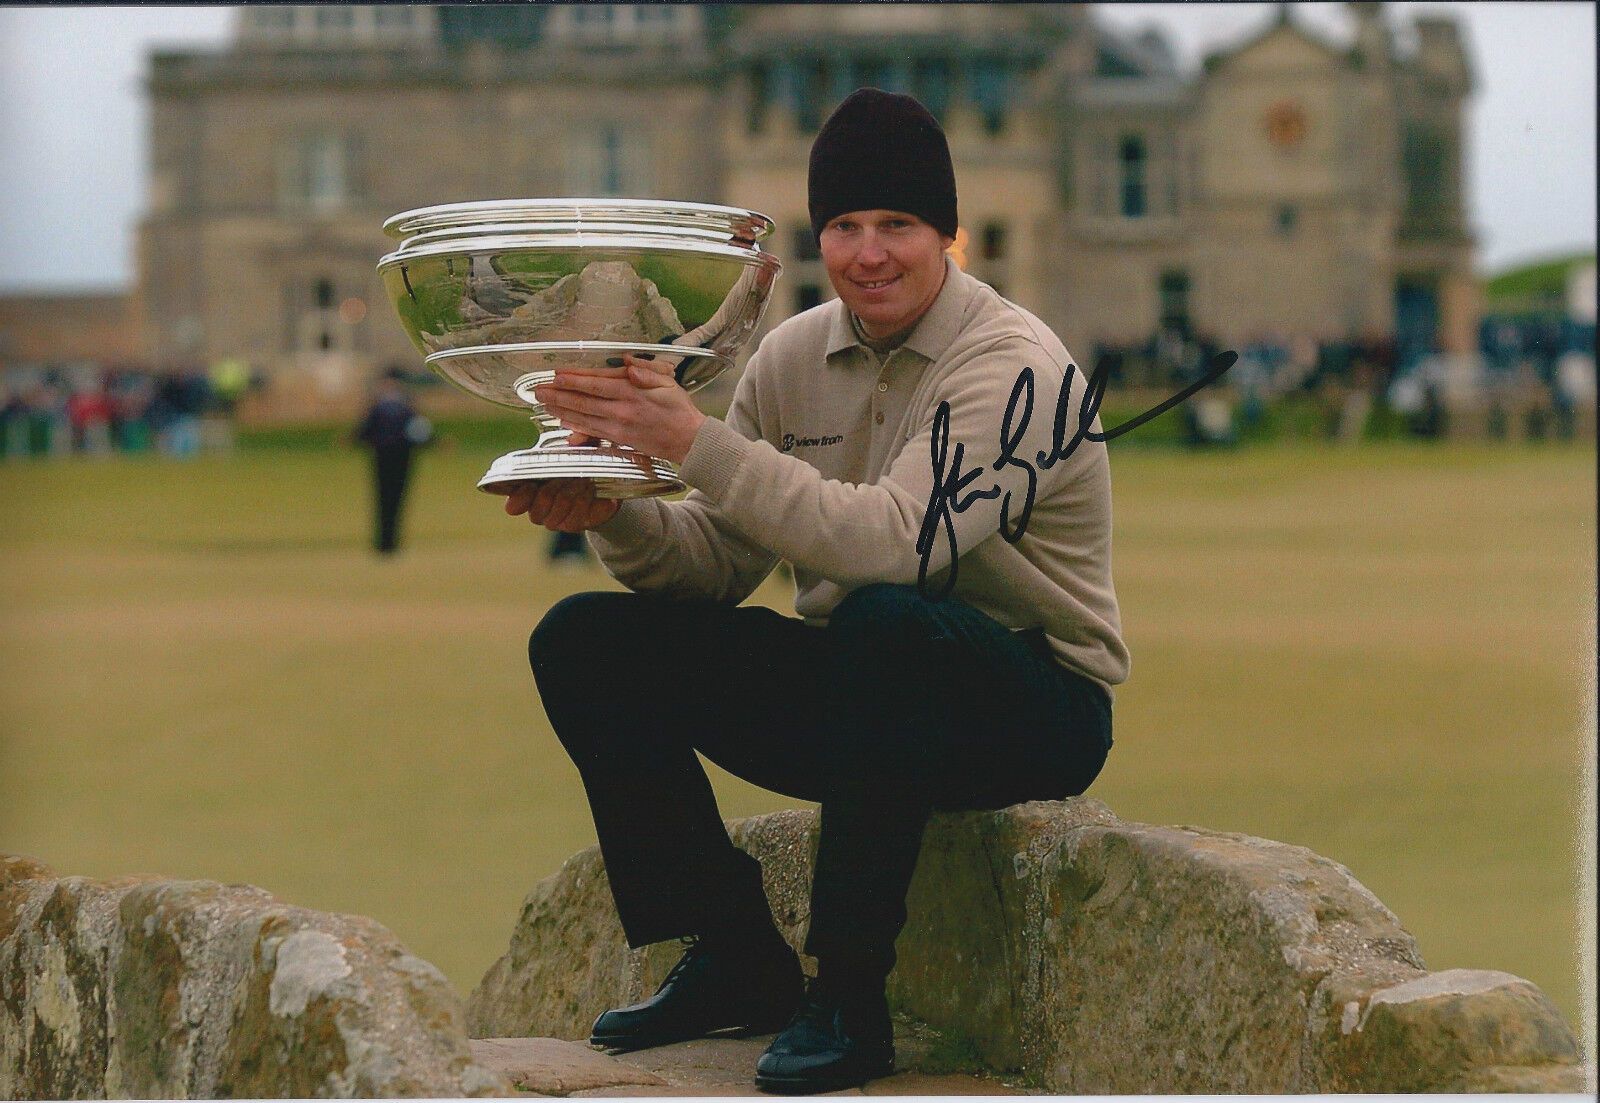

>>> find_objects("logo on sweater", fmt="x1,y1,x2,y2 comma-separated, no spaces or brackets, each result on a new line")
779,432,844,453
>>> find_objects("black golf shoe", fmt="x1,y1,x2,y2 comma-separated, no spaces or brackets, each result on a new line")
753,979,895,1094
589,933,804,1053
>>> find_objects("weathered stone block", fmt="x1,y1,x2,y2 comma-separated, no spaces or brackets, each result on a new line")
466,800,1589,1094
0,855,511,1098
1310,966,1586,1093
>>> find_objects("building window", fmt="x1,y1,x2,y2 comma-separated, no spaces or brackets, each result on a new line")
911,58,953,123
250,8,295,33
1402,122,1453,222
279,133,360,213
790,226,821,262
315,278,335,349
795,284,824,314
795,57,830,133
249,5,433,46
748,63,771,135
551,5,681,45
1275,204,1298,237
307,137,346,209
314,7,355,30
971,58,1009,136
981,222,1007,261
1159,270,1190,337
601,130,624,195
1119,135,1147,219
284,276,368,356
566,125,648,196
438,5,540,48
570,6,616,34
291,276,342,353
633,6,677,30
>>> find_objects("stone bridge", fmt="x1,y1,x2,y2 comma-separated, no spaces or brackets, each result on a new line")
3,800,1591,1096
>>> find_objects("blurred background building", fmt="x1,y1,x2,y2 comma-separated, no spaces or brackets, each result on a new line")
13,2,1590,444
127,3,1481,405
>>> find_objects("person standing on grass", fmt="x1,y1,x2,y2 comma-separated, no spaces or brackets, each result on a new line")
499,88,1127,1094
353,367,432,555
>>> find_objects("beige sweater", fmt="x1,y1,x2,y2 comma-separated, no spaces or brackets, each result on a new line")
589,259,1129,691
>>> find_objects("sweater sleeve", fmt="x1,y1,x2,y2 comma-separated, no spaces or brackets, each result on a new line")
677,339,1093,593
585,369,782,604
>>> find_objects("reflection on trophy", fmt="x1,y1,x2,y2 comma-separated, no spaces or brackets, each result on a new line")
377,199,782,498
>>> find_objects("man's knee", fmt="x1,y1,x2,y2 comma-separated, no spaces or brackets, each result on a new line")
528,590,714,674
829,582,978,648
528,591,632,672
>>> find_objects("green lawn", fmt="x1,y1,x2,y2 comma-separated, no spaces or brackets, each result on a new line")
0,438,1592,1037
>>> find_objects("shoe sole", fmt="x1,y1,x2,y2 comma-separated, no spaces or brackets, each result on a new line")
753,1060,896,1096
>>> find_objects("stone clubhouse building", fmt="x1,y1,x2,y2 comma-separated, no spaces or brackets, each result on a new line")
136,3,1475,405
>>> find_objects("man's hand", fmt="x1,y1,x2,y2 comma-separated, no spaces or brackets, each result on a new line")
501,478,620,532
534,354,705,464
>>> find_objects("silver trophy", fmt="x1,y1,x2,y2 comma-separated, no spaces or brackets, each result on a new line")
378,199,782,498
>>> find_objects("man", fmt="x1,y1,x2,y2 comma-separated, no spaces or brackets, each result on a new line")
353,367,431,554
503,89,1128,1094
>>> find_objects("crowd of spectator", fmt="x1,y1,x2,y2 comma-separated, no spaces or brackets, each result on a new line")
0,363,244,460
1097,328,1402,399
1093,320,1596,446
4,321,1592,462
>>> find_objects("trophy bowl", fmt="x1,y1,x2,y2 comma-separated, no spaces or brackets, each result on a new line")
378,198,782,498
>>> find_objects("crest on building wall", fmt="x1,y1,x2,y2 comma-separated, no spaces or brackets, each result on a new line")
1263,100,1308,150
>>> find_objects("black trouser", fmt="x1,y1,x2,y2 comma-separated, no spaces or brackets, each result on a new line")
528,582,1112,985
372,450,412,552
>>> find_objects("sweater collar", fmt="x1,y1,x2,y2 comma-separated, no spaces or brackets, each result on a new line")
825,255,974,365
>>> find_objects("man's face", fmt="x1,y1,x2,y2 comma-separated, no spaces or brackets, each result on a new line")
819,210,953,340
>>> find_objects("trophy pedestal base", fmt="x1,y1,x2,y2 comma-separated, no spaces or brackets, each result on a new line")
477,444,685,500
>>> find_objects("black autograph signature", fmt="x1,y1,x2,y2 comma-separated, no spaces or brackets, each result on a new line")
915,350,1238,598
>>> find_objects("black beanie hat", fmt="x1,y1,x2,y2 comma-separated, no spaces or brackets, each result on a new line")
808,88,959,242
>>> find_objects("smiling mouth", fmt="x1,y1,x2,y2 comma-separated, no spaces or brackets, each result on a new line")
856,276,900,290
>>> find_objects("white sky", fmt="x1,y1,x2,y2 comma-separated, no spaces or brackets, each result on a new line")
0,3,1593,293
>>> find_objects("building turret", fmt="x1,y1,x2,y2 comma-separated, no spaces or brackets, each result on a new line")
1413,17,1473,97
1348,1,1393,71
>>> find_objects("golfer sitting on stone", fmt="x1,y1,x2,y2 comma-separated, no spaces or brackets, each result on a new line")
503,88,1127,1094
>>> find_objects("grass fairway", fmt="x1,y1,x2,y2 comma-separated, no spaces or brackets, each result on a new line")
0,438,1592,1035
